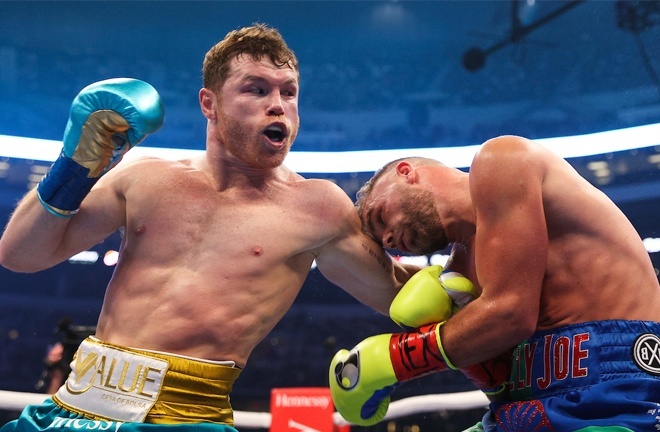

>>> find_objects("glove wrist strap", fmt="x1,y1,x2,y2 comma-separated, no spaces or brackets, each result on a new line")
389,322,457,382
37,150,98,218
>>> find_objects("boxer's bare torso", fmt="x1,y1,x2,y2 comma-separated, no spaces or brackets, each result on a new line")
435,137,660,369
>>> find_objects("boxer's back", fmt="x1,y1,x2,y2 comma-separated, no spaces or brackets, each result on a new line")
520,141,659,328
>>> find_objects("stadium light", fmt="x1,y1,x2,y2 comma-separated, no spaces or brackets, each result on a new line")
0,123,659,173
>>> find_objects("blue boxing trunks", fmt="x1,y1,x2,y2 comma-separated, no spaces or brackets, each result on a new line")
475,320,660,431
1,337,242,431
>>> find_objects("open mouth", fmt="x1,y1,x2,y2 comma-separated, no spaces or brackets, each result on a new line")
263,124,287,143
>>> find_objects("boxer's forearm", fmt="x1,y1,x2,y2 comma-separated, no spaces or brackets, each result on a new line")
0,190,72,271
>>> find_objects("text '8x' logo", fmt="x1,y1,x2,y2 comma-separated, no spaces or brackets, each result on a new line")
632,333,660,376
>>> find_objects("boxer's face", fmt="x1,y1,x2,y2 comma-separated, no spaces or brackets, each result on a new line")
212,56,300,169
363,180,448,255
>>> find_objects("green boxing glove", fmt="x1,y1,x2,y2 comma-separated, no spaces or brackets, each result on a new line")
389,266,510,396
389,265,479,328
329,322,455,426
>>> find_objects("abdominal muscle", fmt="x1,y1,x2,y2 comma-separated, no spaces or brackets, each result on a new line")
94,245,313,367
89,158,340,366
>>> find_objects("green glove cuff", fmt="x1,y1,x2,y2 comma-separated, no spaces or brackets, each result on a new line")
435,321,458,370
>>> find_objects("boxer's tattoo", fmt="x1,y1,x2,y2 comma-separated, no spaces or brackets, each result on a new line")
361,242,389,271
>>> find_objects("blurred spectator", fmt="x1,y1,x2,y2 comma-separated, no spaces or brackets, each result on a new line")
34,318,95,394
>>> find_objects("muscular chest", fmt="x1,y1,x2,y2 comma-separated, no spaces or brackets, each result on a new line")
123,177,318,265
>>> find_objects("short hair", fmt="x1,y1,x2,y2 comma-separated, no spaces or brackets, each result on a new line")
355,158,406,222
202,23,299,91
355,157,437,221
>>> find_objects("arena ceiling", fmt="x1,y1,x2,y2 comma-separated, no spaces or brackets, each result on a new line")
0,0,659,234
1,1,658,119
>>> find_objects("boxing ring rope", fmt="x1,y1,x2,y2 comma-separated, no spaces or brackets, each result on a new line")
0,389,489,428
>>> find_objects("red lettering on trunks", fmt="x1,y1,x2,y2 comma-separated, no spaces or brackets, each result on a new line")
511,332,590,390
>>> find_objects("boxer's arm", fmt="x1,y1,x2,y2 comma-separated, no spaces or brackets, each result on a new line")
0,79,164,272
0,163,128,272
440,136,548,367
318,229,417,315
314,188,420,315
388,264,510,396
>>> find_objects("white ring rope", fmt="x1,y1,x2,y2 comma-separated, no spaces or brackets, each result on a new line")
0,389,489,428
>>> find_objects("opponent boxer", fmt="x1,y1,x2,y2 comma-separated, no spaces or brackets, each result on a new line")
330,135,660,430
0,24,418,431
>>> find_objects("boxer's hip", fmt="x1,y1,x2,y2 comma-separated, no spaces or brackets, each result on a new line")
52,337,241,425
488,320,660,431
508,320,660,399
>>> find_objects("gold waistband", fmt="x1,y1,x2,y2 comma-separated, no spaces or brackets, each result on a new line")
53,337,242,425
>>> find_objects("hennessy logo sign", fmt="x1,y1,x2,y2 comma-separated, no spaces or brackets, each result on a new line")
66,347,165,398
274,394,331,410
270,388,334,432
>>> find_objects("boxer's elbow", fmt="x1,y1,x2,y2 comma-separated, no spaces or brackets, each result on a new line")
0,238,13,270
485,298,537,345
0,241,46,273
504,306,537,342
0,254,32,273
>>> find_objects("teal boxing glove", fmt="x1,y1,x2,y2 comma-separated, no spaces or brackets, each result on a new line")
37,78,165,217
329,322,455,426
389,265,479,328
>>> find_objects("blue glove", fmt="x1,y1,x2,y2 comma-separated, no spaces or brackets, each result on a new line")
37,78,164,217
